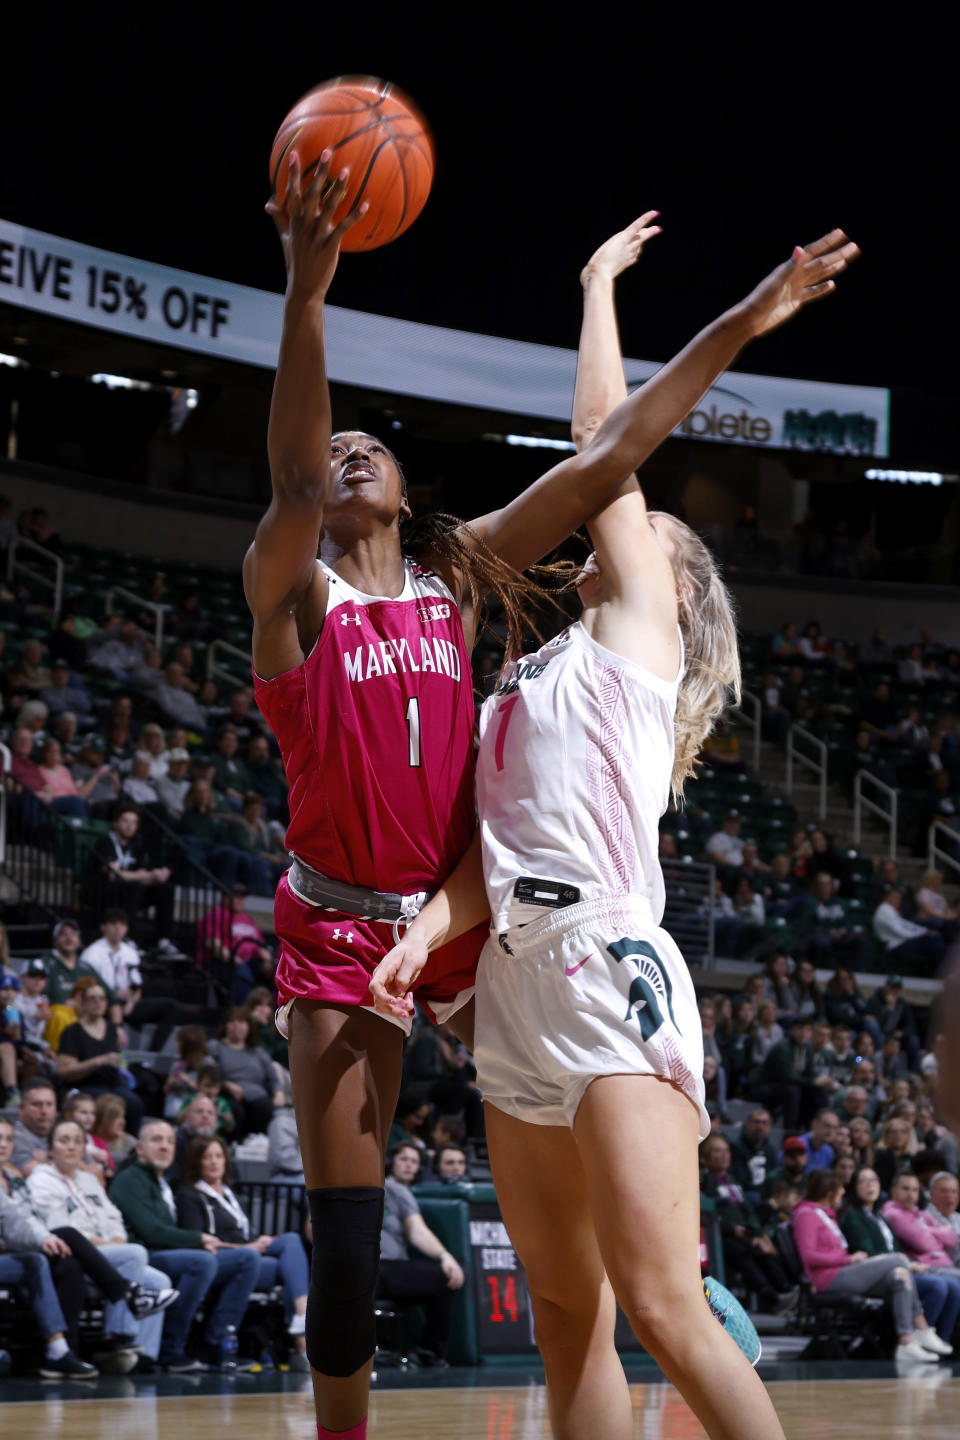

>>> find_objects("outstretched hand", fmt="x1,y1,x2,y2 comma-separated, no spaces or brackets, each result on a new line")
369,934,430,1021
265,149,369,303
581,211,662,287
742,229,860,339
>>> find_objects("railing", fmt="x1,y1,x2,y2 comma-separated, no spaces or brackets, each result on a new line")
7,536,64,624
0,742,9,866
234,1180,307,1238
661,858,715,969
785,723,827,820
0,777,236,962
133,807,237,969
729,689,761,773
853,771,899,860
105,586,167,650
0,775,84,913
929,820,960,883
206,637,252,689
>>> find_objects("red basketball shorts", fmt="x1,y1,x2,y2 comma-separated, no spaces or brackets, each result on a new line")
273,872,484,1033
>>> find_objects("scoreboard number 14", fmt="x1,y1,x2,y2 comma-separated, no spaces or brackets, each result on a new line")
486,1273,520,1324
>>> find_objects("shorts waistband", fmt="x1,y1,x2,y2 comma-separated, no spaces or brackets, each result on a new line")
497,894,656,953
287,855,434,928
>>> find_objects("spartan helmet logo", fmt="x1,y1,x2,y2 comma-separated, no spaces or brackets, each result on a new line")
607,938,681,1041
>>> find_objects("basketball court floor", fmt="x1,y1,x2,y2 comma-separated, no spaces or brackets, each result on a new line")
2,1359,959,1439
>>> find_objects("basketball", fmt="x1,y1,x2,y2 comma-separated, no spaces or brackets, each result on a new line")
269,76,435,253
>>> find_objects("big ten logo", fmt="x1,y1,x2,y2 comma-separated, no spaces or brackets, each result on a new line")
416,601,451,623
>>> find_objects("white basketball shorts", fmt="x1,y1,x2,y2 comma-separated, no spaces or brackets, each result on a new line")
475,895,709,1139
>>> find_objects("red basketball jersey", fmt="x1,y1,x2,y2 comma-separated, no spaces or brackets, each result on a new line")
253,558,477,896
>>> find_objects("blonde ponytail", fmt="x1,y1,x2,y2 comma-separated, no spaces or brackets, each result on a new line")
647,512,741,804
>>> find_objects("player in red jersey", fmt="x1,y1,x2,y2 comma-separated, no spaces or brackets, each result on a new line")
248,151,844,1439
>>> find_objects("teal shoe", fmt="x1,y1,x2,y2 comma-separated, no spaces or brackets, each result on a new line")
702,1276,761,1367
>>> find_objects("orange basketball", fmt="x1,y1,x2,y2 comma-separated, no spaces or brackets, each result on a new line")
269,76,435,253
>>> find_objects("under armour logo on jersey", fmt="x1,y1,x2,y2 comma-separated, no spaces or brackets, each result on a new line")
607,937,680,1040
332,928,354,942
340,611,362,626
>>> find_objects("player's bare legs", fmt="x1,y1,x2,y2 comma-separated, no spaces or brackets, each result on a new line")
288,1000,404,1433
575,1075,786,1440
485,1103,634,1440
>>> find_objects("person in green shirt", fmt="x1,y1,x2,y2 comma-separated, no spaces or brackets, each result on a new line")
109,1120,259,1371
225,793,288,895
244,735,289,819
728,1108,779,1200
41,920,121,1021
210,728,251,810
760,1136,810,1202
840,1166,958,1348
749,1017,834,1131
386,1089,430,1161
700,1135,798,1314
176,779,246,890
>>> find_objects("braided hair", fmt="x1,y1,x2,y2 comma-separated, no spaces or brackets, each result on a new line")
402,512,561,665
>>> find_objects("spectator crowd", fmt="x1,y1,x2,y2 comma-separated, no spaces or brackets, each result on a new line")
3,512,960,1380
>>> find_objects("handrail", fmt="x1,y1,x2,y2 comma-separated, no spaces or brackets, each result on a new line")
105,586,166,650
661,858,715,969
207,636,252,688
729,689,761,773
853,770,899,860
785,723,827,820
929,820,960,883
0,742,9,866
0,772,234,958
7,536,63,625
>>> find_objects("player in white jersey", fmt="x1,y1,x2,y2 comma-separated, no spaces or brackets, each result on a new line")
371,222,858,1440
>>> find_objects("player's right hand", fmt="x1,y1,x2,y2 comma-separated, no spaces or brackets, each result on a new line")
580,211,662,288
369,935,430,1021
265,150,368,303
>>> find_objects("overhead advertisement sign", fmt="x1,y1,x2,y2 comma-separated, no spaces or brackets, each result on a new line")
0,218,889,456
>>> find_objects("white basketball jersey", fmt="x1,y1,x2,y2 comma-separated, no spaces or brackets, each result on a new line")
476,621,682,933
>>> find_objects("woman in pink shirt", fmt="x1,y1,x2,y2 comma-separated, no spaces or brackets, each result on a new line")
196,885,275,1001
883,1173,960,1276
792,1170,937,1362
37,739,108,819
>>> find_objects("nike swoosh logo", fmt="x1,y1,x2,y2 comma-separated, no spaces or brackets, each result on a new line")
564,955,594,977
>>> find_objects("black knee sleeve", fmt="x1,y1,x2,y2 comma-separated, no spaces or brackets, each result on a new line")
306,1186,384,1377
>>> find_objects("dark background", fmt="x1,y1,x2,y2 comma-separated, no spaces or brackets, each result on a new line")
0,8,953,412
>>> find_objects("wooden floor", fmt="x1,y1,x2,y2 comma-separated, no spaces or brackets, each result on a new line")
4,1374,960,1439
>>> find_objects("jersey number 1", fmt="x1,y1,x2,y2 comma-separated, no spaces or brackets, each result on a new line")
406,697,421,768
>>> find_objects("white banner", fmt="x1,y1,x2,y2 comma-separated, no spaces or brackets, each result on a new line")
0,219,889,456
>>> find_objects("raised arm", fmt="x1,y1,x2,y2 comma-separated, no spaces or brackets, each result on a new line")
466,230,859,575
571,212,661,451
243,154,366,670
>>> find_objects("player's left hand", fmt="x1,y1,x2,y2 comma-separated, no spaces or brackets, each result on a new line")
369,935,429,1020
741,229,860,339
580,211,662,288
